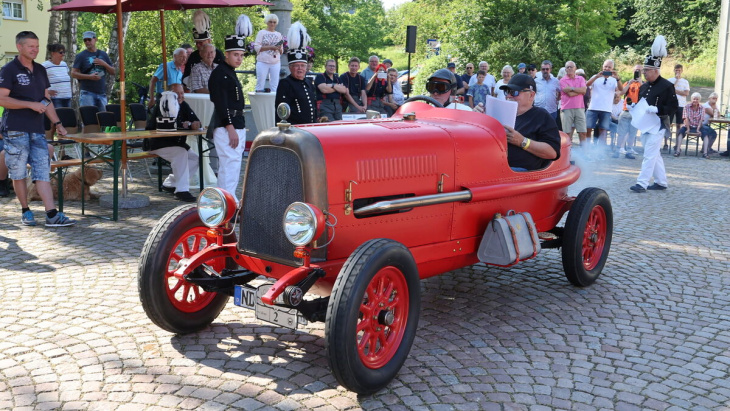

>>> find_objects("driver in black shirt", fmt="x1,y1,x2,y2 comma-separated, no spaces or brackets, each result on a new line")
499,74,561,171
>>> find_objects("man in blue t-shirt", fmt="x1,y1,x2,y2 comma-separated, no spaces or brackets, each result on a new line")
71,31,115,111
0,31,76,226
147,48,187,109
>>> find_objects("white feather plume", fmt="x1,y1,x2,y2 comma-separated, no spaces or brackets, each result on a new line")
235,14,253,37
651,35,667,58
160,91,179,119
193,10,210,34
287,21,310,50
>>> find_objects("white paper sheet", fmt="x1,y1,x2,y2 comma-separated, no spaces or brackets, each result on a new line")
630,98,661,134
484,95,518,128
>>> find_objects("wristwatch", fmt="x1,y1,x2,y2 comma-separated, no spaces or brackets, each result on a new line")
53,121,62,126
521,138,531,150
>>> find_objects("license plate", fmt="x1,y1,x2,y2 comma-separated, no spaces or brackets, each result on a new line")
234,284,305,329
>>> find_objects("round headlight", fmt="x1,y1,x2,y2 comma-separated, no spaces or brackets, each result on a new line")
283,202,325,246
197,188,236,227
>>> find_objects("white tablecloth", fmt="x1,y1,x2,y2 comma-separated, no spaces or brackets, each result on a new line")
184,93,215,126
248,92,276,133
182,94,217,188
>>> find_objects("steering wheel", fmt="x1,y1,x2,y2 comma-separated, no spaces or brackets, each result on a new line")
403,95,444,108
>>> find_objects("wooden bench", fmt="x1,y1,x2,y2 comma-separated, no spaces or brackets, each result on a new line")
49,151,162,212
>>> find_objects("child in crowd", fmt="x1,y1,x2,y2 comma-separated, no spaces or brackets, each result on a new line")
467,70,490,109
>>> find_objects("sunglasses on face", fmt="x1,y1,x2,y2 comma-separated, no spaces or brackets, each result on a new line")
541,68,550,71
504,89,532,97
426,81,452,94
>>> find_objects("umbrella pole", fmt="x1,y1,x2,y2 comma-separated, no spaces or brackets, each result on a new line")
161,10,168,89
116,0,130,198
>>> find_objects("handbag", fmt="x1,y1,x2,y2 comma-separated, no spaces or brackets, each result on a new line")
477,210,540,266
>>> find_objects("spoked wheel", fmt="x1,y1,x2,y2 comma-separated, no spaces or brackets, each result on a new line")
138,204,237,334
562,188,613,287
325,239,420,395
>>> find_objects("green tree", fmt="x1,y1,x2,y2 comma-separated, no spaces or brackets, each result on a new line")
292,0,387,72
630,0,721,56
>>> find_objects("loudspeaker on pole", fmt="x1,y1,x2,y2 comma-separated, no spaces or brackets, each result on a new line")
406,26,417,53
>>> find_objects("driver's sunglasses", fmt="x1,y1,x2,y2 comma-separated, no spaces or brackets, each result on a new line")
504,89,532,97
426,81,451,94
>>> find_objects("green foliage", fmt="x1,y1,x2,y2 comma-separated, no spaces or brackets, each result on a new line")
78,8,268,102
292,0,387,73
630,0,721,57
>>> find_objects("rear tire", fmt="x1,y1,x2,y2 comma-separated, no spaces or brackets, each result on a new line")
325,239,420,395
562,188,613,287
138,204,237,334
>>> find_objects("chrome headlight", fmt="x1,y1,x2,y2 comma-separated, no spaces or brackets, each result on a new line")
197,188,236,227
283,202,325,246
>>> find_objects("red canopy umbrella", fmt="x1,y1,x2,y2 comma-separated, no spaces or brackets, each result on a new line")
50,0,271,196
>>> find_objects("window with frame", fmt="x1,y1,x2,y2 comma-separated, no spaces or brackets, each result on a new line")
2,0,25,20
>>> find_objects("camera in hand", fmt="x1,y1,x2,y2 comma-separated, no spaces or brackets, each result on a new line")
634,70,640,80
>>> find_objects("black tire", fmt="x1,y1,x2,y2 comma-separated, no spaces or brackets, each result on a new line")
325,239,420,395
562,188,613,287
138,204,237,334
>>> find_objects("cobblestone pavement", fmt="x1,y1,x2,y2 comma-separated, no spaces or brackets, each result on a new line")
1,148,729,410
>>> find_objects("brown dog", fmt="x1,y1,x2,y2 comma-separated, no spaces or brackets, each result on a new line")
28,167,103,201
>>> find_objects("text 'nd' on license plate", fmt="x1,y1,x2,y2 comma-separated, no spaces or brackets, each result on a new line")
234,284,305,329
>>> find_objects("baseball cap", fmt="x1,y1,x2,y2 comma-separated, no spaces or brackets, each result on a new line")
499,73,536,92
517,62,526,69
447,62,456,68
383,59,393,65
82,31,96,39
526,64,536,71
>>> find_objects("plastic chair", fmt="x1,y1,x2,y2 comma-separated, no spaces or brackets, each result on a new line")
106,103,123,128
79,105,100,133
96,111,117,129
128,103,148,131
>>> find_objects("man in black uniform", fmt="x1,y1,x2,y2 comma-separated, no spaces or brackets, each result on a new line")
182,11,225,90
630,37,677,193
275,22,317,125
145,84,200,202
208,24,248,201
498,74,561,171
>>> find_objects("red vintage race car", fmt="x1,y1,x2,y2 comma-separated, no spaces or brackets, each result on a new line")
138,100,613,395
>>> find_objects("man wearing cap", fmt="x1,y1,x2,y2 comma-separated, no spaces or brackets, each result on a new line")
526,64,537,78
360,56,379,82
276,44,318,124
208,31,248,201
382,59,393,69
630,55,677,193
71,30,115,112
425,68,471,111
517,63,526,74
447,62,465,95
500,74,561,171
183,13,225,88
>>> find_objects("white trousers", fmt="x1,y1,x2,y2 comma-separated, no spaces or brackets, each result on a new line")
636,130,667,188
151,146,199,193
256,61,281,92
213,127,246,201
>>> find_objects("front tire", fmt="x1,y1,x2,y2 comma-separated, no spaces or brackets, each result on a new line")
138,204,236,334
562,188,613,287
325,239,420,395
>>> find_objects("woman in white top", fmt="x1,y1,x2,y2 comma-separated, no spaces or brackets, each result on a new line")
41,43,72,107
493,65,513,101
253,14,284,92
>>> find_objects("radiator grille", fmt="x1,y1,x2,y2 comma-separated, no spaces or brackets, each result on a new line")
239,147,304,265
